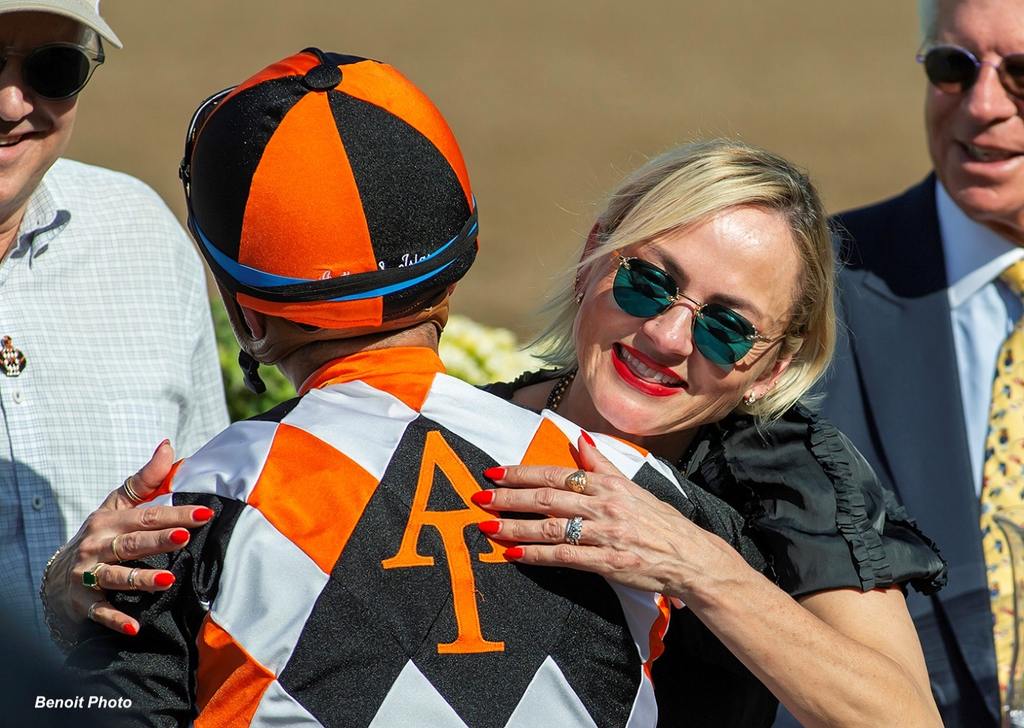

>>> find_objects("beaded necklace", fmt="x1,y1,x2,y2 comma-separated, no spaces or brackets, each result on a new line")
545,369,576,411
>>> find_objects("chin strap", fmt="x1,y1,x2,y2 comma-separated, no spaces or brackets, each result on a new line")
239,350,267,394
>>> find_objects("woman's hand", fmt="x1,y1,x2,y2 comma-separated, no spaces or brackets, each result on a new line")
475,435,747,599
41,440,213,641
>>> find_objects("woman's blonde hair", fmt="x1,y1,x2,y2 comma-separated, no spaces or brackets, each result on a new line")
532,138,836,422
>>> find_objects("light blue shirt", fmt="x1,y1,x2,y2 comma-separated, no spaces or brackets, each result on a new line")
0,159,229,639
938,182,1024,496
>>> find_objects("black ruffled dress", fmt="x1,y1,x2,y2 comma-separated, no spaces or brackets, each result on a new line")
487,373,946,727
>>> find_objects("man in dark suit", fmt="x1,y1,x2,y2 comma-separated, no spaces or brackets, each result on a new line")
820,0,1024,724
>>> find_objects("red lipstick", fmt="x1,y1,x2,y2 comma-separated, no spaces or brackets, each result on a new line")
611,344,683,397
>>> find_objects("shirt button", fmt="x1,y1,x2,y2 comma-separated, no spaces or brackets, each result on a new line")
31,495,44,511
12,390,22,404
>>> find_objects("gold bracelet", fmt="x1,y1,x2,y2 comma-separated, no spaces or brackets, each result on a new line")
39,544,80,654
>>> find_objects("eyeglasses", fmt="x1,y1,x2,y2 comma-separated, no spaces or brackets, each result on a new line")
917,45,1024,99
612,255,774,367
0,42,104,101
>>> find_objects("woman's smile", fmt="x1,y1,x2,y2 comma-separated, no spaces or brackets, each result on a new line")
612,343,686,396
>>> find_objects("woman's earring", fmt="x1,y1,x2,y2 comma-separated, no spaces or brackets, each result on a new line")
575,290,584,304
743,392,758,405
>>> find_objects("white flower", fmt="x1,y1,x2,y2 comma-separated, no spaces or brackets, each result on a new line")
439,315,543,385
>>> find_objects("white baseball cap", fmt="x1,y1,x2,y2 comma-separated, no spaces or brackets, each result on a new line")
0,0,122,48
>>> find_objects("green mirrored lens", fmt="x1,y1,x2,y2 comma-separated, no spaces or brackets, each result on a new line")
613,262,674,317
702,303,756,340
693,305,756,366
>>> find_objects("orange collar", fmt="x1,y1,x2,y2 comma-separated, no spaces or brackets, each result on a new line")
297,347,447,412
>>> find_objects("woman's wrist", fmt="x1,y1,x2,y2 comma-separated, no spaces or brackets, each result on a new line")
672,531,765,611
40,544,80,654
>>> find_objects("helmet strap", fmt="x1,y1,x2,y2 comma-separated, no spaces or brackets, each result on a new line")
238,351,267,394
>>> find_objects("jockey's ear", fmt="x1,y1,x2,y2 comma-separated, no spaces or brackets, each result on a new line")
240,306,267,339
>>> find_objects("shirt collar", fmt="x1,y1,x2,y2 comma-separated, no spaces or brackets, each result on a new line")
297,346,446,412
7,166,71,263
937,181,1024,308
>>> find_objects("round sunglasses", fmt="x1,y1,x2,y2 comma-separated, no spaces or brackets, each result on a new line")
612,255,773,368
917,45,1024,99
0,42,104,101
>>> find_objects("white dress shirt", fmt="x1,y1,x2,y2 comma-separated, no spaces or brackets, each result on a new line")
937,182,1024,496
0,159,229,639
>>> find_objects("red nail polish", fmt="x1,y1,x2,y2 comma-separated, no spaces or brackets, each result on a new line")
122,623,138,636
192,507,214,522
169,529,190,545
581,431,595,447
504,546,524,560
471,490,494,506
483,466,506,481
478,520,501,535
154,572,175,588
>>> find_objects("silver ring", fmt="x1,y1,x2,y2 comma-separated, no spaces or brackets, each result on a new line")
110,534,126,562
127,567,139,591
564,515,584,545
565,470,588,494
87,600,103,622
122,475,144,504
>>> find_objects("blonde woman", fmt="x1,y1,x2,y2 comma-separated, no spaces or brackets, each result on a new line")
478,140,945,727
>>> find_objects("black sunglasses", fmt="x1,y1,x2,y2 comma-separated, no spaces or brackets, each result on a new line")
0,42,104,101
612,255,774,368
917,45,1024,99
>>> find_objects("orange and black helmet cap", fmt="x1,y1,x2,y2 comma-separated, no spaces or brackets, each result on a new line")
180,48,478,330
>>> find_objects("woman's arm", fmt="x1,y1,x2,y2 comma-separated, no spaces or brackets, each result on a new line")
684,563,937,727
480,437,941,728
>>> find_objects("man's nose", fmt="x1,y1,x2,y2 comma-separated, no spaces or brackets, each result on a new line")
963,61,1020,124
0,56,33,123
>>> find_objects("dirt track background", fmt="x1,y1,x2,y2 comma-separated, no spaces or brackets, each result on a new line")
66,1,930,336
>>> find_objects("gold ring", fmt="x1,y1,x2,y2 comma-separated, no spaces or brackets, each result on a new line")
127,567,139,591
122,475,144,504
87,600,103,622
110,534,126,562
82,563,108,591
565,470,588,494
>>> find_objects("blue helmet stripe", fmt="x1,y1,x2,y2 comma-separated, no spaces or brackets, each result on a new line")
194,220,472,301
195,225,310,288
328,261,455,301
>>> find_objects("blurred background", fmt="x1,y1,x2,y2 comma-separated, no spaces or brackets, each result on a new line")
68,0,930,338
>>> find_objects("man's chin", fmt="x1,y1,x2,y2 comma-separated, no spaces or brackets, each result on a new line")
945,177,1024,243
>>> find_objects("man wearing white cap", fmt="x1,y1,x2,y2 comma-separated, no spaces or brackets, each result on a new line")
0,1,227,642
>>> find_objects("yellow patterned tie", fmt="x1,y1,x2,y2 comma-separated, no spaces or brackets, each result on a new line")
982,258,1024,704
